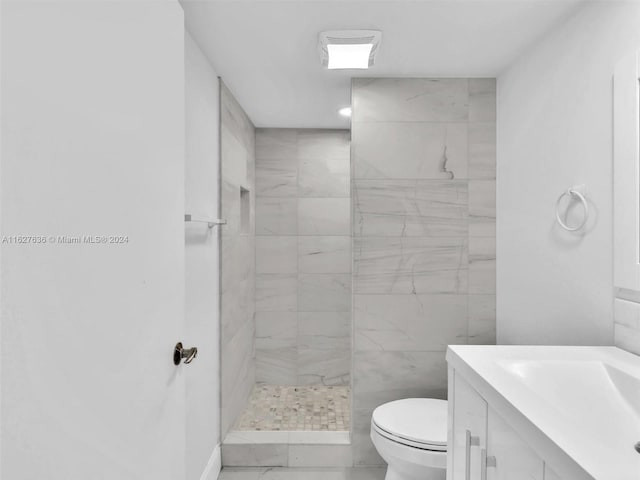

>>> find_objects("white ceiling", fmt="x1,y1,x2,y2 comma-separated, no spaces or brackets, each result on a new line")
181,0,584,128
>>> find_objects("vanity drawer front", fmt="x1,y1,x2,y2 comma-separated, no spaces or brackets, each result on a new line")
449,370,488,480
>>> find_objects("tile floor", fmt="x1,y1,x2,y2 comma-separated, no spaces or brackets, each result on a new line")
219,467,385,480
235,385,351,431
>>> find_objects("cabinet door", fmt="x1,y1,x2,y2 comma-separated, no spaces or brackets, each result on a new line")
486,407,544,480
449,369,488,480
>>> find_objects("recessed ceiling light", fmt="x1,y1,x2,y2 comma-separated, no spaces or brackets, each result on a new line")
319,30,382,70
338,106,352,117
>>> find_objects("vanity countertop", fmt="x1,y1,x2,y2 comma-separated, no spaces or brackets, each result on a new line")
446,345,640,480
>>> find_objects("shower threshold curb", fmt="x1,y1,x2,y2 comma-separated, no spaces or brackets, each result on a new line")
224,430,351,445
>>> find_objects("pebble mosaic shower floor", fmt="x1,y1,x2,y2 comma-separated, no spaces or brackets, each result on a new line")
235,385,350,431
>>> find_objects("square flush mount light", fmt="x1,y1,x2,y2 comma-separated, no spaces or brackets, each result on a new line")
319,30,382,69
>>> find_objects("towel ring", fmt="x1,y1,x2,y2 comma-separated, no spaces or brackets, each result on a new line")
555,188,589,231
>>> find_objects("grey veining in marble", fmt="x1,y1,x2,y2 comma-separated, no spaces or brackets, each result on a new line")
221,82,256,438
254,128,352,386
256,198,297,235
298,312,350,349
354,180,468,237
468,236,496,294
351,350,447,465
353,122,468,179
469,179,496,237
354,237,468,294
352,78,469,123
354,294,467,352
298,130,350,197
351,77,495,467
255,274,297,312
469,78,497,122
298,236,351,273
468,294,496,345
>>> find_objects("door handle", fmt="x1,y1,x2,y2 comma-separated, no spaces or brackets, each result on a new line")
465,430,480,480
173,342,198,365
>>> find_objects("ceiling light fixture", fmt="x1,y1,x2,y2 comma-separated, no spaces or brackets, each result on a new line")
338,106,352,117
319,30,382,70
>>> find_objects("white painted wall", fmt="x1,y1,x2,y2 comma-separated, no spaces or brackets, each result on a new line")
1,1,186,478
497,2,640,345
185,32,222,480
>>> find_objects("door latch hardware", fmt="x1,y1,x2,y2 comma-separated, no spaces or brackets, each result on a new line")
174,342,198,365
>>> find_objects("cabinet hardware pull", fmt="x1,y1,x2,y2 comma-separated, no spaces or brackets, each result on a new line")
465,430,481,480
481,449,487,480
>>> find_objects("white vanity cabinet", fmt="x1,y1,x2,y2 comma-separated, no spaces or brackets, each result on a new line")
449,368,487,480
486,406,544,480
447,345,640,480
448,367,545,480
448,366,586,480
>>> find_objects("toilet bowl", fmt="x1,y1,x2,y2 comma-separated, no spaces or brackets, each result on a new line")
370,398,447,480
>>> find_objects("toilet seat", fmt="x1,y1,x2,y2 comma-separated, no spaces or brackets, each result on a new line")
371,398,448,452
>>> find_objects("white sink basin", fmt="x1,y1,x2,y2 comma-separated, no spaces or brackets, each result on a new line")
498,359,640,451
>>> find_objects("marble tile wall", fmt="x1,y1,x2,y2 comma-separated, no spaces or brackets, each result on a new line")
255,129,351,386
351,78,496,465
221,82,257,438
614,298,640,355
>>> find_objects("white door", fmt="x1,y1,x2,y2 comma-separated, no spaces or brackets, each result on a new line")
1,1,186,478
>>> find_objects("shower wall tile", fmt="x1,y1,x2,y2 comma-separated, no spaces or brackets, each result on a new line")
353,351,448,412
468,123,496,179
353,237,468,294
469,179,496,237
298,273,351,312
352,122,468,179
468,179,496,218
468,294,497,345
298,130,350,197
256,311,297,347
256,157,297,197
298,198,351,235
298,312,351,349
255,128,351,386
255,274,297,312
220,82,256,439
352,78,469,123
468,236,496,294
256,128,297,160
297,312,350,385
614,298,640,355
255,312,297,384
298,236,351,273
299,156,350,197
353,180,468,237
256,236,297,274
469,78,497,122
256,198,297,235
354,294,467,352
352,77,495,466
297,129,350,159
297,346,350,386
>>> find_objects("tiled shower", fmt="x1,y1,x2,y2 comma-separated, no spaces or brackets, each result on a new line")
220,78,495,467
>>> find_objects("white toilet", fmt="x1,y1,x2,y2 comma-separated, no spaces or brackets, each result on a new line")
370,398,447,480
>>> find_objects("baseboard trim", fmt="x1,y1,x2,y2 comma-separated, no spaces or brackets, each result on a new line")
200,444,222,480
